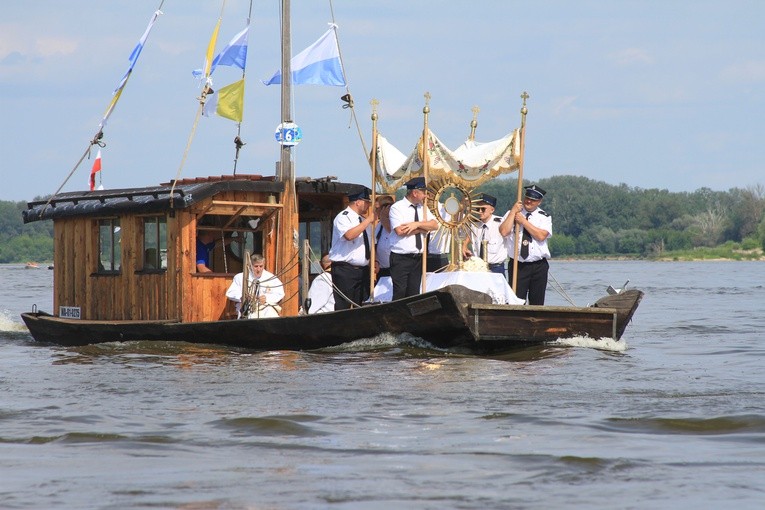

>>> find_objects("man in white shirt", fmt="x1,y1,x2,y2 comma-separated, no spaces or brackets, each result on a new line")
225,253,285,318
499,184,553,305
328,187,376,310
307,253,334,314
463,193,508,275
388,177,439,300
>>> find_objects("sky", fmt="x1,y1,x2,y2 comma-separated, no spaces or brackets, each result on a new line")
1,0,764,202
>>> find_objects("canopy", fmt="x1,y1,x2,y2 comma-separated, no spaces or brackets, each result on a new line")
374,129,521,193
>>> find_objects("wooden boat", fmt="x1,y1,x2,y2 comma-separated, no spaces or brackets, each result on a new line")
21,282,642,353
25,262,40,269
19,2,643,354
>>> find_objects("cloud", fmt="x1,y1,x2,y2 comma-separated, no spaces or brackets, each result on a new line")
720,60,765,84
36,37,78,57
611,47,654,66
0,27,77,63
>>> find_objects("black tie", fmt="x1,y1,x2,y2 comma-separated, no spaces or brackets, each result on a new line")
360,216,370,260
479,224,487,259
411,204,422,251
521,213,532,259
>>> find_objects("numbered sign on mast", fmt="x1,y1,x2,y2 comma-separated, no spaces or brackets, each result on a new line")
275,122,302,146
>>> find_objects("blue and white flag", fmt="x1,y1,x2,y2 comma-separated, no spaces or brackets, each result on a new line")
263,24,345,86
193,25,249,78
99,9,162,129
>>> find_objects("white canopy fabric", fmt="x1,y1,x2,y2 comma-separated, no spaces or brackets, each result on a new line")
374,130,521,193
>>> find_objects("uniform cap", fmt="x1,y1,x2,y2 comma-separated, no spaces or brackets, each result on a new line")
347,187,371,201
405,177,426,190
524,185,546,201
478,193,497,208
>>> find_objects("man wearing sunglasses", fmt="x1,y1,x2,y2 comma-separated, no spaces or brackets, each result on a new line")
463,193,508,275
499,184,552,305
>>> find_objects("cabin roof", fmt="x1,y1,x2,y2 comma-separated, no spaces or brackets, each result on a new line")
23,175,366,223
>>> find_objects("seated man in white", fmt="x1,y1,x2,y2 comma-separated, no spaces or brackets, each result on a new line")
362,260,393,303
307,253,335,314
226,253,285,318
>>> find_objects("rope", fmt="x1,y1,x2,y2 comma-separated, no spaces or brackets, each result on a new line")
328,0,370,164
220,230,228,274
547,270,577,306
305,244,361,309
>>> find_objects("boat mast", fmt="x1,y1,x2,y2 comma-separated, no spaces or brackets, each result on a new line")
275,0,299,315
279,0,293,181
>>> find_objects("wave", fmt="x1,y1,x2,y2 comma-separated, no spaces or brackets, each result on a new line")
597,414,765,436
552,336,628,352
0,309,30,335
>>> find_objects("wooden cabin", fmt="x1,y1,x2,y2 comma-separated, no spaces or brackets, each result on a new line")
23,175,362,322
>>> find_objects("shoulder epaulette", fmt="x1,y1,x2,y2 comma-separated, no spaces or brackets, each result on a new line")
342,210,349,215
538,209,550,217
493,216,502,222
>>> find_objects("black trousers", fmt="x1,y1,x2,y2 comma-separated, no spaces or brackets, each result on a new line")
331,261,370,310
507,259,549,305
390,252,423,300
426,254,448,273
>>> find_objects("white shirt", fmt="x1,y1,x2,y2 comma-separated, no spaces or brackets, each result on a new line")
225,269,285,316
328,207,372,266
469,215,508,264
371,276,393,302
389,197,426,255
502,207,553,262
307,272,334,314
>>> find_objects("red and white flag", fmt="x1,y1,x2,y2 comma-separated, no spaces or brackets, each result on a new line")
89,149,102,191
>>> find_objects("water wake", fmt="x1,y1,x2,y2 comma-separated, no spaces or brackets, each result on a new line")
552,336,628,352
0,309,28,334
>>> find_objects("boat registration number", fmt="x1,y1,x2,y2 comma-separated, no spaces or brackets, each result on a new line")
59,306,81,319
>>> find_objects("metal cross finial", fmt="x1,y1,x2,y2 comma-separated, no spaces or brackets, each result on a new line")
370,98,379,121
423,91,431,114
469,105,480,141
520,91,529,115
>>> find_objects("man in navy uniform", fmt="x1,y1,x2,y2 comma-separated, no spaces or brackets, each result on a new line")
388,177,439,300
463,193,508,275
328,187,376,310
499,184,552,305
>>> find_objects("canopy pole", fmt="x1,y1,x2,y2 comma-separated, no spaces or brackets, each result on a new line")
468,105,479,141
420,92,431,293
369,99,380,299
511,91,529,294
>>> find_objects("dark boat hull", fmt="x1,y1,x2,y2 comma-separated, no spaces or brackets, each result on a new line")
21,285,643,354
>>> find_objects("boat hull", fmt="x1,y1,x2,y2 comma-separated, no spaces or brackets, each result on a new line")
21,285,643,354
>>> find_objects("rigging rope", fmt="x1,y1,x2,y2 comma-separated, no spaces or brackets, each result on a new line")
42,0,166,214
328,0,370,166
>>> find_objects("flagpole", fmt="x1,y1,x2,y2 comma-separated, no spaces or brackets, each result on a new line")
41,3,164,214
511,92,529,294
420,92,431,293
369,99,380,299
233,0,254,175
170,0,227,207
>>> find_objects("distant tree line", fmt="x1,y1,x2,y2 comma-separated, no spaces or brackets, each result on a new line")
0,199,54,263
2,175,765,262
479,175,765,256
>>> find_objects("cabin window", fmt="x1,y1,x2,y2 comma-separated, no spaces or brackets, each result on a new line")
196,215,263,273
98,218,121,272
143,216,167,270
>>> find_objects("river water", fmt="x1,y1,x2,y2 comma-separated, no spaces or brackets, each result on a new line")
1,261,763,509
